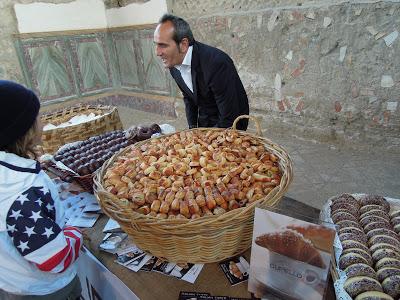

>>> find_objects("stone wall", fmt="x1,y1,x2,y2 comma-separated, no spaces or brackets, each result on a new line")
167,0,400,148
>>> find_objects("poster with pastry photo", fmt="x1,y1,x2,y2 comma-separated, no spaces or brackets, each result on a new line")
248,207,336,300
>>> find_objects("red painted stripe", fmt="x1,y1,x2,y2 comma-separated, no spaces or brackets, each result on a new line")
36,240,69,272
61,246,74,273
64,231,81,258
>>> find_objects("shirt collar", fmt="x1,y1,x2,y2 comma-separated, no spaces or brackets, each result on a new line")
175,46,193,71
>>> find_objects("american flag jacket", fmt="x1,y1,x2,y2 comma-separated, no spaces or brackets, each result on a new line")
0,151,82,295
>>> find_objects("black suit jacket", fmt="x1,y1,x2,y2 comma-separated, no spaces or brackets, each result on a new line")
170,41,249,130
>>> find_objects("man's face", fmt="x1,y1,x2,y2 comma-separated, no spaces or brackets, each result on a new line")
154,21,186,68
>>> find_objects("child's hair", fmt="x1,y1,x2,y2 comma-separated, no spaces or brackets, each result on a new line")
0,119,40,159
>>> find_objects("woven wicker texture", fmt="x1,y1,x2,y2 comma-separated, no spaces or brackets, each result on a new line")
41,104,123,154
94,115,293,263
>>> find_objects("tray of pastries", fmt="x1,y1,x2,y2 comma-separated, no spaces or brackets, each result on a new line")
323,193,400,300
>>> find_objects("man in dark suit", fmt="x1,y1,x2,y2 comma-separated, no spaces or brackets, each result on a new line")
154,14,249,130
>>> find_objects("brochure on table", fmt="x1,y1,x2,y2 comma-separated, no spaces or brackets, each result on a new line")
248,207,336,300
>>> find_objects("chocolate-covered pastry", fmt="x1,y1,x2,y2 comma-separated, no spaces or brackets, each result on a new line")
339,253,371,270
344,263,378,280
360,209,390,221
375,258,400,270
377,267,400,282
366,228,400,242
343,276,382,298
354,291,394,300
344,263,378,279
360,195,390,213
372,248,400,263
360,205,388,215
381,275,400,299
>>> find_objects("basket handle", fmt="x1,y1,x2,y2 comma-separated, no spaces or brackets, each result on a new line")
232,115,262,136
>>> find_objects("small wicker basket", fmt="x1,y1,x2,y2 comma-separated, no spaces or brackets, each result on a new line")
41,104,123,154
94,115,293,263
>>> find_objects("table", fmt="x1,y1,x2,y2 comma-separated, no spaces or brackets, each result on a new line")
83,196,336,300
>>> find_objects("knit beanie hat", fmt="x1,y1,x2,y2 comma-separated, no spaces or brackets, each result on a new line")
0,80,40,148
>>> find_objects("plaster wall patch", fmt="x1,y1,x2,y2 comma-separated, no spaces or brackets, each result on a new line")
381,75,394,88
339,46,347,62
384,31,398,47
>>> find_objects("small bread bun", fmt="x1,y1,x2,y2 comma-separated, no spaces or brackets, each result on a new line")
375,257,400,270
360,215,391,228
366,228,400,242
360,205,388,215
381,275,400,299
364,221,392,233
342,240,371,253
337,220,363,231
394,223,400,234
354,291,394,300
389,209,400,219
360,209,390,220
332,211,359,224
339,253,372,269
331,193,360,207
370,243,400,254
377,267,400,282
344,263,378,280
372,248,400,262
342,248,373,265
339,232,368,245
360,195,390,213
368,235,400,249
391,216,400,226
343,276,382,298
339,226,366,236
331,203,359,217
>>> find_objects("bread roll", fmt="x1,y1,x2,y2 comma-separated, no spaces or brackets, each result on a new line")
394,223,400,234
360,205,388,215
381,275,400,299
366,228,400,242
339,253,372,270
377,267,400,282
341,240,370,253
368,235,400,249
331,193,360,207
375,258,400,270
389,209,400,219
391,216,400,226
360,216,390,228
343,276,382,298
372,248,400,262
339,226,366,236
344,263,378,280
360,195,390,213
332,211,359,224
364,221,392,233
339,232,368,245
341,248,373,265
337,220,363,231
354,291,394,300
360,209,390,221
331,203,359,217
370,243,400,255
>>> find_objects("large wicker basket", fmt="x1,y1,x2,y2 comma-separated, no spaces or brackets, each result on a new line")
94,115,293,263
41,104,123,154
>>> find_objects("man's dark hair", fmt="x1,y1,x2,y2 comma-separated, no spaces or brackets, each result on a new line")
159,14,194,46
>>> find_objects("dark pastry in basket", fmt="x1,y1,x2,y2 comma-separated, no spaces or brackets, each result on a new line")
354,291,394,300
359,195,390,213
344,263,378,280
255,229,326,268
381,275,400,299
343,275,383,298
54,130,132,176
125,123,162,142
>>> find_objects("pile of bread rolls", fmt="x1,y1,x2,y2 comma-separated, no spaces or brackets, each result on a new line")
331,193,400,300
103,129,282,219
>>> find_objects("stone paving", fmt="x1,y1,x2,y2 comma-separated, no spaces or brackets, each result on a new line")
118,107,400,209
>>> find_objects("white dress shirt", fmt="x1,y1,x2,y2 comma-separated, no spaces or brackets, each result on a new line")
175,46,193,93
